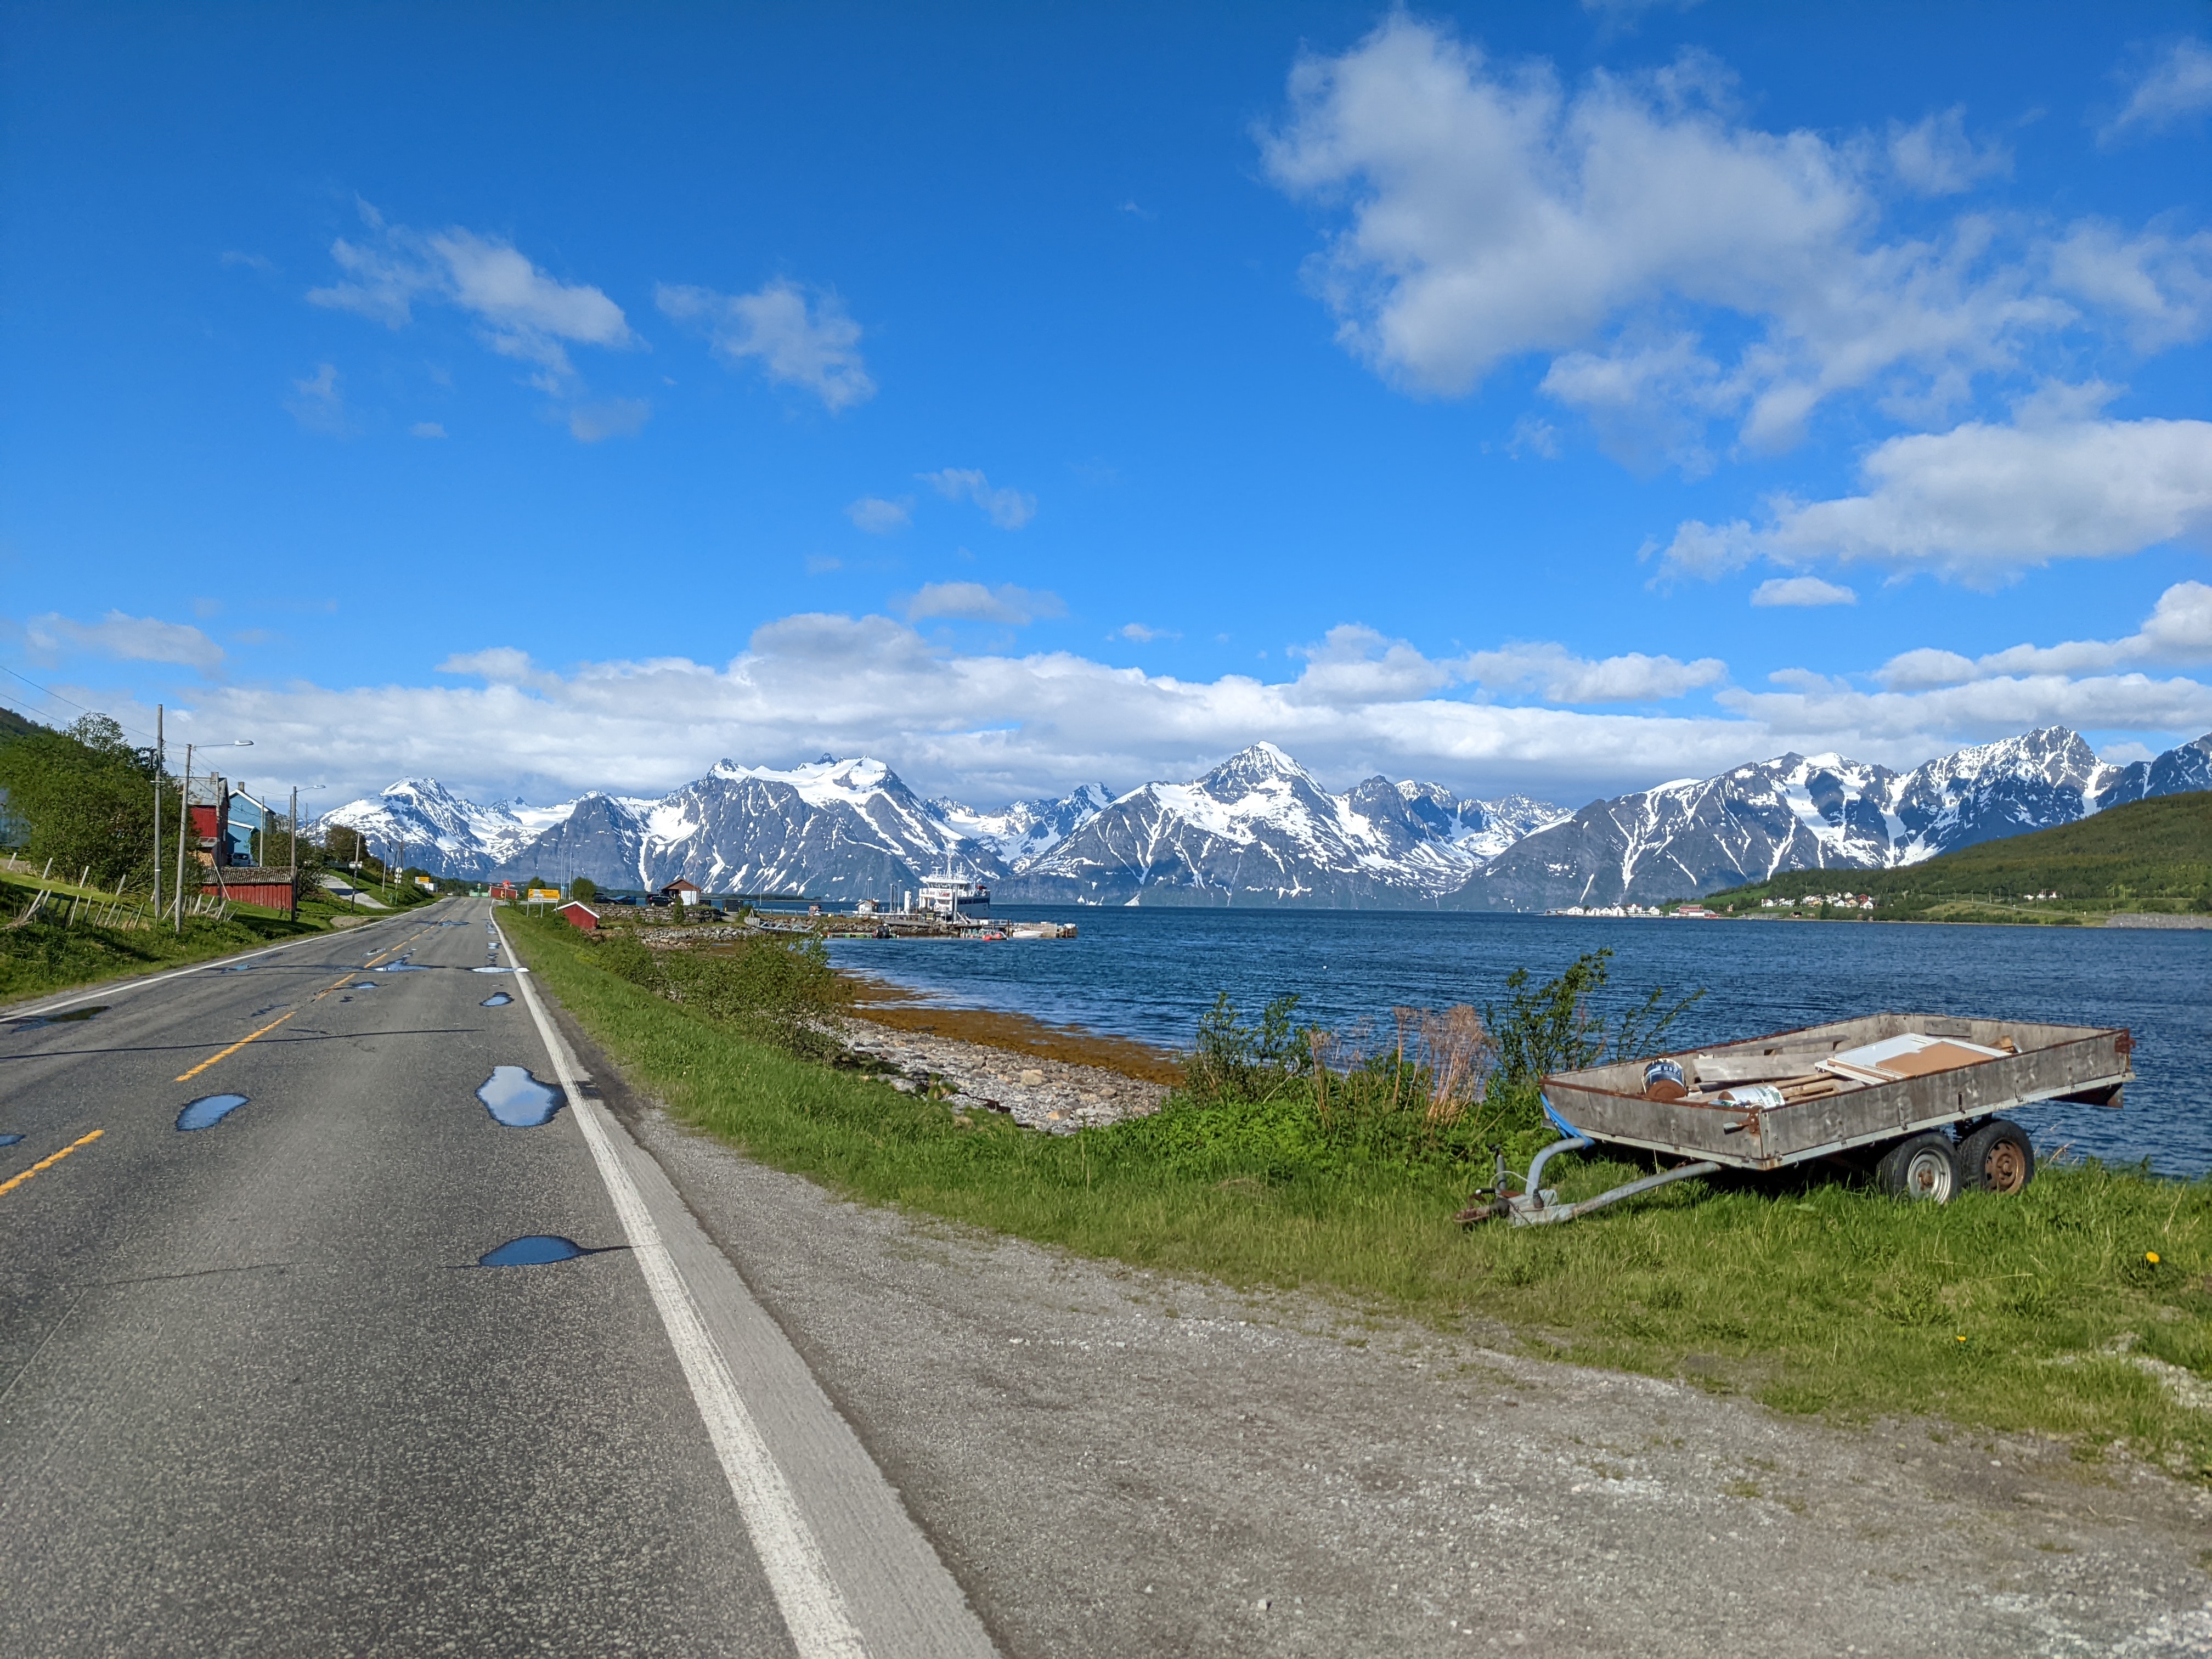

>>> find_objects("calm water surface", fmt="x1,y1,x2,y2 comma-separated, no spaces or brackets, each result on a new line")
830,908,2212,1177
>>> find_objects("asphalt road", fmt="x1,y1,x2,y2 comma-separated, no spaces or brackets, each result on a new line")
0,898,990,1658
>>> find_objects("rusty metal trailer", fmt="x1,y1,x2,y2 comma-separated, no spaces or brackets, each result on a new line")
1483,1012,2132,1226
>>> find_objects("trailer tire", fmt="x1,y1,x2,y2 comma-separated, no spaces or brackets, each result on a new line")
1957,1119,2035,1195
1876,1132,1958,1203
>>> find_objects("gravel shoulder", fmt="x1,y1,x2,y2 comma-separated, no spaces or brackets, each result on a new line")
546,999,2212,1658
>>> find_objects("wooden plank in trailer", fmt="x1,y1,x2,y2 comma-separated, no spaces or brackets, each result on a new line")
1541,1012,2132,1173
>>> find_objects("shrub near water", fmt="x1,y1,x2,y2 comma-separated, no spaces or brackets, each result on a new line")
509,910,2212,1478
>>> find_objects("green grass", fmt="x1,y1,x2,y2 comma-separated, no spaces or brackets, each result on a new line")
506,908,2212,1479
0,869,408,1002
1706,789,2212,921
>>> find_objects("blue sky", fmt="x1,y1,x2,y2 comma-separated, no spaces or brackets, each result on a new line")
4,1,2210,811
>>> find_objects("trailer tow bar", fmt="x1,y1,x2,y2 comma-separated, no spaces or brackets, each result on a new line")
1459,1098,1723,1227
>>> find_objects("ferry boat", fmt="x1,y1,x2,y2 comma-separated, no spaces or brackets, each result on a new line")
916,860,990,918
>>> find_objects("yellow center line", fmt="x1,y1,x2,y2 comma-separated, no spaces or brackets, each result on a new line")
314,924,436,1001
176,1010,297,1084
0,1130,103,1199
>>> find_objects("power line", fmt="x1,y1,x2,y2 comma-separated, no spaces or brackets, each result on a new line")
0,663,165,747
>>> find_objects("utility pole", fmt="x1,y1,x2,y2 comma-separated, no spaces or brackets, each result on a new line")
152,704,163,926
173,742,194,934
288,786,298,921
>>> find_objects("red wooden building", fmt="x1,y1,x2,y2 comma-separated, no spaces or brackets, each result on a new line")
556,900,600,931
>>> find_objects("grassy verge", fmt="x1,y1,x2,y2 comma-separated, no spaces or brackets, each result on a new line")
0,870,423,1002
506,909,2212,1479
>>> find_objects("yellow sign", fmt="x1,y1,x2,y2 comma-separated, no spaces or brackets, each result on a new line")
527,887,561,902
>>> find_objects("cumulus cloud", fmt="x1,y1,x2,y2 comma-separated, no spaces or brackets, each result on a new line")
2100,38,2212,142
902,582,1065,625
1751,575,1856,607
1260,20,2072,455
922,468,1036,529
657,279,874,412
25,611,225,673
1460,640,1728,703
847,495,911,534
308,202,636,394
1116,622,1180,643
124,606,2211,812
285,363,352,435
1877,580,2212,689
1658,414,2212,583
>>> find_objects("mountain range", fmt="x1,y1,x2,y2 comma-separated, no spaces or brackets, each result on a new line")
321,726,2212,910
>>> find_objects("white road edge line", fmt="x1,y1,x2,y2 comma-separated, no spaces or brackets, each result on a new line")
496,916,870,1659
2,904,422,1022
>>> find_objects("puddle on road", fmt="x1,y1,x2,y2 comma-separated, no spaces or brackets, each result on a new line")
476,1235,591,1267
177,1093,251,1131
7,1004,109,1031
0,1133,23,1147
376,961,433,973
481,992,514,1007
476,1066,563,1127
470,966,525,975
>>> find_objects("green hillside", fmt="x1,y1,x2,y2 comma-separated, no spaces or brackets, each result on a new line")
1702,790,2212,923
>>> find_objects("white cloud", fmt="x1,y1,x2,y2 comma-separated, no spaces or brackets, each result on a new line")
2101,38,2212,142
567,398,652,443
1658,415,2212,582
2047,221,2212,350
1751,575,1856,607
656,279,874,412
1116,622,1180,643
1460,640,1727,703
1877,580,2212,689
847,495,912,534
308,203,636,397
1886,108,2010,196
902,582,1065,626
126,606,2212,812
1261,20,2070,454
410,421,447,439
284,363,352,436
25,611,225,673
922,468,1036,530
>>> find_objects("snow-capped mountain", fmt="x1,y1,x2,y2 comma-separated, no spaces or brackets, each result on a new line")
997,743,1566,906
318,778,574,877
1455,726,2212,910
935,783,1115,867
326,748,1562,902
324,724,2205,909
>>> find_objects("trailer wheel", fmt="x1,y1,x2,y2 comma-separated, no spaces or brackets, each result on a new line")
1957,1119,2035,1195
1876,1133,1958,1203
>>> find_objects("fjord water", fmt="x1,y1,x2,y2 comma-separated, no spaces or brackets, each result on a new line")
830,908,2212,1176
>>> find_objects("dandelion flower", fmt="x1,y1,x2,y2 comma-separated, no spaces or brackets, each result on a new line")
2146,1251,2160,1265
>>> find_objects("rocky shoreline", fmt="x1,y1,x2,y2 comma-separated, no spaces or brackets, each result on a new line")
839,1013,1170,1134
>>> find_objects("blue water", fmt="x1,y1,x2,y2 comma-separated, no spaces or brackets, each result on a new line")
481,992,514,1007
176,1093,250,1132
476,1066,563,1127
0,1133,23,1147
829,907,2212,1177
477,1234,589,1266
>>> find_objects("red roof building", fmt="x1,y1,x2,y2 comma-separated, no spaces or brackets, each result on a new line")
557,900,600,932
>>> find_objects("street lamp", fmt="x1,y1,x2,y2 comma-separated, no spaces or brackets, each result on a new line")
173,738,252,934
